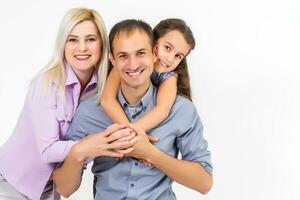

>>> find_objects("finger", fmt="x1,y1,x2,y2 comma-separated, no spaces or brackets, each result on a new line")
142,160,152,166
107,128,131,143
128,123,144,136
115,148,134,154
115,131,136,142
107,139,136,150
102,150,124,158
104,124,126,137
114,156,124,160
146,134,159,142
129,137,137,146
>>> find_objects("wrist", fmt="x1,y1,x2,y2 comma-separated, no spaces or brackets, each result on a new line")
145,145,161,165
70,142,86,163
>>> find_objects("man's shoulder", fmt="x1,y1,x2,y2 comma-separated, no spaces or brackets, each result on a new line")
172,96,197,114
72,95,111,133
76,95,108,120
77,95,99,112
166,95,201,125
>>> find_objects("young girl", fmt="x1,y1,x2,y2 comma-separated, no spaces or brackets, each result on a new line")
0,8,134,200
101,18,195,131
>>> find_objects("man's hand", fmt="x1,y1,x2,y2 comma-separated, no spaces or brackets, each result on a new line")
73,124,136,162
126,123,158,161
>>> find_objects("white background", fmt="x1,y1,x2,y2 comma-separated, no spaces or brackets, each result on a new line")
0,0,299,200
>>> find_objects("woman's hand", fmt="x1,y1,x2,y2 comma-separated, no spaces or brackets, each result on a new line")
72,124,136,162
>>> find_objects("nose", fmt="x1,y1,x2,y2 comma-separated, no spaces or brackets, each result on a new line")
165,53,175,66
78,40,87,52
128,56,140,71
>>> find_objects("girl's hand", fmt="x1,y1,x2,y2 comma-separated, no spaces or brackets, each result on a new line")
73,124,136,161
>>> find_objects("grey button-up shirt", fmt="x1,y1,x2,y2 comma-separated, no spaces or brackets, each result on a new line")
67,82,212,200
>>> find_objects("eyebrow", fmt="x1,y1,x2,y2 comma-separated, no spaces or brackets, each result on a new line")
67,34,98,38
136,48,147,52
116,48,147,56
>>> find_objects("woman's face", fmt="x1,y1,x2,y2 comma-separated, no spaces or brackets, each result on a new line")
64,20,102,75
154,30,191,73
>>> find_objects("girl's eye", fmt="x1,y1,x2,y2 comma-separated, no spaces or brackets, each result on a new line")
175,54,183,60
164,45,171,51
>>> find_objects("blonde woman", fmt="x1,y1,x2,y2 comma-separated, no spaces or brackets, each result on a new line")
0,8,135,200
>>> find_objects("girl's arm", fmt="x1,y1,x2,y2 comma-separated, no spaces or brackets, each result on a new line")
100,67,130,125
135,75,177,131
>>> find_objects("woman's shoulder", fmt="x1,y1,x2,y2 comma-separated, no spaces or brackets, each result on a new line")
27,73,59,102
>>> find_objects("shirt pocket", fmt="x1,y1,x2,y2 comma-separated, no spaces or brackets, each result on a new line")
55,104,73,138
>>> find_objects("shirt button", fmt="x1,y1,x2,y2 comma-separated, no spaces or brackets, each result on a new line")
130,183,134,187
135,162,138,166
132,116,136,119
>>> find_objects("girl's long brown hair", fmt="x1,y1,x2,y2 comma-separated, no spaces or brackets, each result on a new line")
153,18,195,101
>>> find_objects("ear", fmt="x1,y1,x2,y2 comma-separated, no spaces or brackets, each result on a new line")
152,45,158,63
109,53,115,66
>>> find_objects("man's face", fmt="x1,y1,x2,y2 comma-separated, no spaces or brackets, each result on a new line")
110,30,156,89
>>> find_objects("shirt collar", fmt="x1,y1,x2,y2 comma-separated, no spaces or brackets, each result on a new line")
118,82,155,109
65,63,98,87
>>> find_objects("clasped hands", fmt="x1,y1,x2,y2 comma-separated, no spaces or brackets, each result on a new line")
75,123,158,165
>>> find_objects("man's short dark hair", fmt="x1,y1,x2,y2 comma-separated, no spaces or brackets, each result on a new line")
109,19,154,56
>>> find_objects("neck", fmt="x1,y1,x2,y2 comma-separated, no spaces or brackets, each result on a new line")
121,80,150,106
75,69,94,95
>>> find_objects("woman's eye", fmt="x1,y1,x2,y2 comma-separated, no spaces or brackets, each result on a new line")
87,38,96,42
68,38,77,42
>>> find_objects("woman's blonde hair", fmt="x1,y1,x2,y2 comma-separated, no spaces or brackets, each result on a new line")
40,8,109,100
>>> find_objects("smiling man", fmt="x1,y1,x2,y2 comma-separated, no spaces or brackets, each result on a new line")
54,19,213,200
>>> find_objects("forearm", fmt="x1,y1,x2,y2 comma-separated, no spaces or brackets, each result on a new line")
41,140,76,163
101,98,130,125
53,146,85,198
100,67,129,125
135,76,177,131
135,105,169,131
147,146,213,194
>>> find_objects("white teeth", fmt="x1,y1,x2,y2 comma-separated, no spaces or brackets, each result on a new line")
160,60,168,67
127,68,143,77
128,71,140,76
75,55,90,59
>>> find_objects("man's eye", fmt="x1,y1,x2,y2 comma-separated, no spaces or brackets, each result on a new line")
119,55,126,59
138,51,146,56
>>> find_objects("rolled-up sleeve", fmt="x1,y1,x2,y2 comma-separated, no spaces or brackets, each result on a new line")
175,101,213,175
28,78,76,163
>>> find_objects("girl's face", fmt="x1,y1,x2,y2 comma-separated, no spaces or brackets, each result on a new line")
154,30,191,73
64,20,102,76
